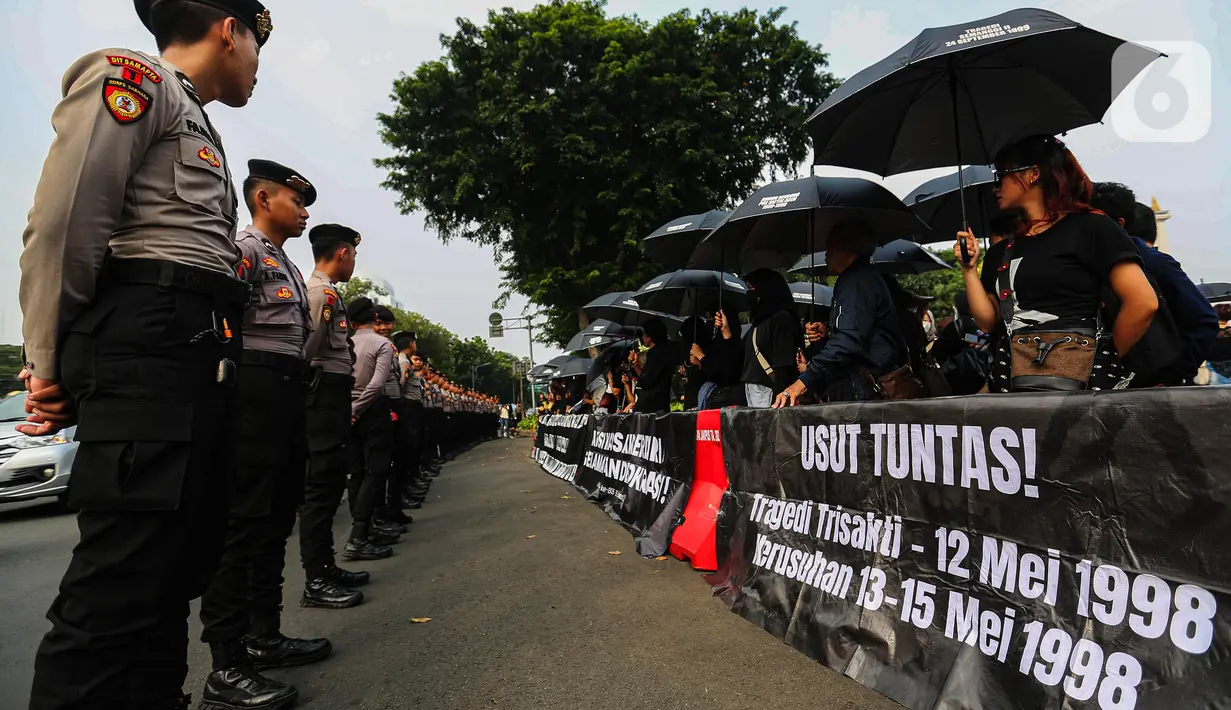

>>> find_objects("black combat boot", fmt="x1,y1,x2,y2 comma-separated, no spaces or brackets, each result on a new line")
369,528,401,547
301,578,363,609
342,525,393,560
245,633,332,669
323,565,370,587
401,495,424,510
201,641,297,710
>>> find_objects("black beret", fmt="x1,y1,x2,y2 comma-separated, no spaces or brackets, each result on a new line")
309,223,361,249
246,159,316,206
347,297,376,324
136,0,274,47
373,305,396,322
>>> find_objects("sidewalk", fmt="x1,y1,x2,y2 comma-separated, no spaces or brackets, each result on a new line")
212,438,902,709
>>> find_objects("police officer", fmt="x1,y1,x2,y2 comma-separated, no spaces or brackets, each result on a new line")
393,332,432,510
371,307,412,527
196,160,335,708
346,298,401,554
19,2,269,707
299,225,378,597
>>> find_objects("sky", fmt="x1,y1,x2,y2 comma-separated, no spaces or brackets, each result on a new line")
1,0,1226,368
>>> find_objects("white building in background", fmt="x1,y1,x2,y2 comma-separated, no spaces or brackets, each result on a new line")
354,270,404,310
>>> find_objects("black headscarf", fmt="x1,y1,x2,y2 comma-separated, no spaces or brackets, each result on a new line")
743,269,796,325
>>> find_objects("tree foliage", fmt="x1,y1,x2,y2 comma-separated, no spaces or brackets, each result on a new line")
376,0,838,345
338,278,521,399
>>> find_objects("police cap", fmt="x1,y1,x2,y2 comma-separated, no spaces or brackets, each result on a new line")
373,305,396,323
247,159,316,206
347,297,376,325
136,0,274,47
309,224,361,249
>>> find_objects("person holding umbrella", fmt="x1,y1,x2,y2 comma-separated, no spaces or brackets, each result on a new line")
957,135,1158,393
742,270,804,407
629,319,676,414
773,222,912,407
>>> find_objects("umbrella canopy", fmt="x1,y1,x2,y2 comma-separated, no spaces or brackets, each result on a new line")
555,358,594,379
631,270,750,316
805,8,1161,175
789,240,952,277
1198,282,1231,303
527,364,558,383
788,282,834,320
581,291,684,328
542,355,578,370
687,176,930,273
563,319,639,353
904,166,1001,243
642,210,729,270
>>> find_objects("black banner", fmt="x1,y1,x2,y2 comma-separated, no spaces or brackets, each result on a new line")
532,412,695,557
711,388,1231,710
531,413,591,485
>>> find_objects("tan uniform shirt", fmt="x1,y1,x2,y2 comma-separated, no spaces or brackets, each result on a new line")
380,341,401,399
19,49,241,379
351,328,392,418
236,227,310,358
304,270,353,375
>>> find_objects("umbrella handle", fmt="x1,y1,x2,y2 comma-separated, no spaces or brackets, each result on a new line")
949,69,972,267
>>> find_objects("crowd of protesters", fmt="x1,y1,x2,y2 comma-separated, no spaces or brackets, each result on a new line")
555,134,1218,414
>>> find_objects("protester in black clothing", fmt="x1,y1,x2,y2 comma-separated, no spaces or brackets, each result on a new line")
741,270,803,407
932,292,994,395
958,136,1158,393
774,222,908,407
1090,182,1217,385
631,319,675,413
678,316,710,410
691,307,744,408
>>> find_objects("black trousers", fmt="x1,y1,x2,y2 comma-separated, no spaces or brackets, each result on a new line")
199,351,306,647
299,373,352,578
347,400,392,534
420,407,440,467
389,400,423,507
29,262,247,710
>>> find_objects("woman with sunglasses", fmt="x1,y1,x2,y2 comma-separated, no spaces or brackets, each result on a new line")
955,135,1158,392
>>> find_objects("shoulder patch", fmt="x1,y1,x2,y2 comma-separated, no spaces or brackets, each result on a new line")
197,146,221,168
323,288,338,305
275,287,293,300
102,78,151,124
263,256,280,269
107,55,162,85
323,306,333,322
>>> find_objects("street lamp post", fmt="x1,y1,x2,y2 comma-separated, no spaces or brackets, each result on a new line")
470,362,494,389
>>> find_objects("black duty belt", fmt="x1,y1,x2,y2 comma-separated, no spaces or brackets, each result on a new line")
102,257,250,308
241,348,305,374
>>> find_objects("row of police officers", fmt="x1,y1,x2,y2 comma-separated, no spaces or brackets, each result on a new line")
16,1,498,708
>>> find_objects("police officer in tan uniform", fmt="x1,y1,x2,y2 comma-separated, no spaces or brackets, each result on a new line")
196,160,337,709
299,226,390,585
18,2,271,707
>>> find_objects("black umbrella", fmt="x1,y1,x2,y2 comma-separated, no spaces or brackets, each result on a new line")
642,210,729,270
1198,283,1231,303
904,166,1000,243
631,270,750,316
687,176,930,273
804,8,1160,262
582,291,683,328
555,358,594,379
563,319,639,353
527,364,558,384
788,282,834,320
543,355,578,370
789,240,952,277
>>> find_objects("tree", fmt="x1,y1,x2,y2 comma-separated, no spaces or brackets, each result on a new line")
376,1,838,346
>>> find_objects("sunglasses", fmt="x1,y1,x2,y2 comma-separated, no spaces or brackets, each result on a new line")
993,165,1036,183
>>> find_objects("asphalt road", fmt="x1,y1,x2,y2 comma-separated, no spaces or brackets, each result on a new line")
0,438,902,710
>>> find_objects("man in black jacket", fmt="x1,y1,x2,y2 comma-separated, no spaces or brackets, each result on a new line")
775,222,906,407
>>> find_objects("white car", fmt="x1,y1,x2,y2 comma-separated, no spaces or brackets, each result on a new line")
0,392,77,504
